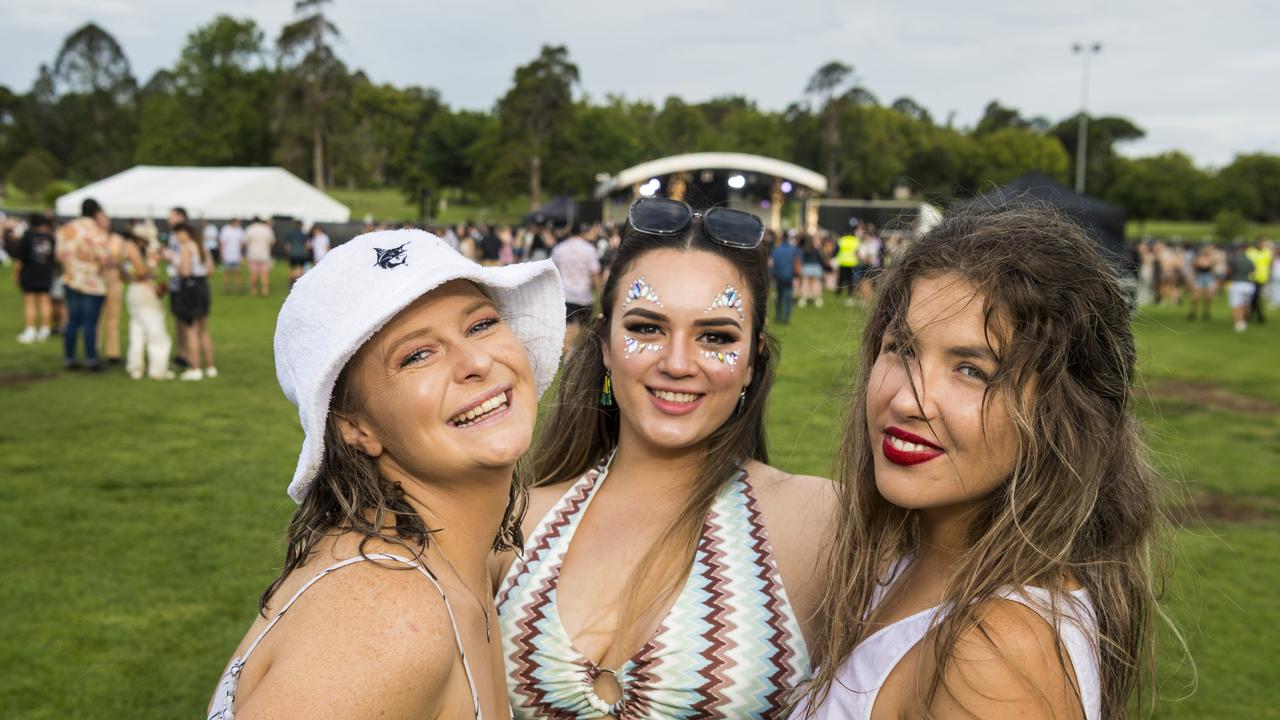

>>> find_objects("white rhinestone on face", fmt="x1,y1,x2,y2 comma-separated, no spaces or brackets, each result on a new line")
624,335,663,358
622,275,663,308
700,349,740,370
705,285,745,320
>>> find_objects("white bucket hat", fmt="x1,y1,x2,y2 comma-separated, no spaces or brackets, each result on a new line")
274,228,565,502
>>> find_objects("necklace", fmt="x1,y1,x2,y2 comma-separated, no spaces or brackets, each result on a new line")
434,541,493,643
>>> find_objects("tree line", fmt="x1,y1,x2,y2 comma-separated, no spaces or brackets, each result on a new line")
1,3,1277,225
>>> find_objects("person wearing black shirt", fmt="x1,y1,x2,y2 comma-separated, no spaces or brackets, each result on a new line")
286,220,310,285
16,214,57,343
478,225,502,266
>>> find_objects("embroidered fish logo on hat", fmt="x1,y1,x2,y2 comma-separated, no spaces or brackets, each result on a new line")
373,242,411,269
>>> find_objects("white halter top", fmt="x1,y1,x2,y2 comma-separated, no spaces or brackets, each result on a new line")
791,559,1101,719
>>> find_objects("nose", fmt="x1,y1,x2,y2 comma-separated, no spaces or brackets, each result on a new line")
657,335,697,378
886,360,933,422
452,336,495,383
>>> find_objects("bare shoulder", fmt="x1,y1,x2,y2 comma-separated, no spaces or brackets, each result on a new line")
238,559,457,718
931,598,1082,719
745,461,839,531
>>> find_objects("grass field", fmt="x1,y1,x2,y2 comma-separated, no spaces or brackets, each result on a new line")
0,264,1277,717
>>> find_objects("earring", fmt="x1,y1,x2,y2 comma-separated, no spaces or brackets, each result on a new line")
736,389,747,415
600,372,614,407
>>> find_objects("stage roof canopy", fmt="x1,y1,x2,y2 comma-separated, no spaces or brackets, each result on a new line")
594,152,827,199
55,166,351,223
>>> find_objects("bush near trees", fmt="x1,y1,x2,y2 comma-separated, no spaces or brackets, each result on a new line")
1,15,1277,222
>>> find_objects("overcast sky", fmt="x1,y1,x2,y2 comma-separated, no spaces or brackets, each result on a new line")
2,0,1276,168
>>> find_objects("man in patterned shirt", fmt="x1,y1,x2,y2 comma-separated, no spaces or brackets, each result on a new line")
56,199,113,371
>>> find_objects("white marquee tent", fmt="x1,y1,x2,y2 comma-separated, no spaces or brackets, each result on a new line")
55,166,350,223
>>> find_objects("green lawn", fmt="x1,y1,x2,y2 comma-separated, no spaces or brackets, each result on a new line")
1126,219,1280,241
0,266,1276,717
325,188,531,225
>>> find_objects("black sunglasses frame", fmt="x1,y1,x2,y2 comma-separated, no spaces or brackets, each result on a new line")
626,197,766,249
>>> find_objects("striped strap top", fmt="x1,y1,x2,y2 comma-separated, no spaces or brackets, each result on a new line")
497,456,811,719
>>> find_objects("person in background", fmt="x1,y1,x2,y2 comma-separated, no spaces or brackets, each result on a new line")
857,222,882,303
769,229,801,325
244,216,276,296
203,220,221,267
120,231,173,380
835,221,860,307
172,222,217,380
550,223,601,352
97,227,127,366
479,224,503,267
798,232,827,308
14,213,57,344
167,207,192,369
1187,243,1218,321
1245,236,1271,325
1226,243,1256,333
56,198,113,371
219,218,246,293
286,220,310,286
498,225,515,265
310,223,331,266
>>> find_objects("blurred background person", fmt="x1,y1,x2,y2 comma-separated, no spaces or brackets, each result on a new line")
770,229,800,325
1246,236,1271,324
219,218,246,293
121,230,173,380
14,213,56,344
167,207,191,368
1225,243,1256,333
285,219,310,286
1187,242,1219,321
96,226,127,366
309,223,330,266
835,221,860,306
56,198,113,371
244,216,275,296
202,219,220,267
798,232,827,308
172,222,217,379
550,222,600,351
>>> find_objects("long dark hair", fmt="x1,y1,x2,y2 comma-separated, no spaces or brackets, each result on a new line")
527,212,776,657
803,206,1170,717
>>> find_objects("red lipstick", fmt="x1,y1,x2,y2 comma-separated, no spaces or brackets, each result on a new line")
881,426,945,466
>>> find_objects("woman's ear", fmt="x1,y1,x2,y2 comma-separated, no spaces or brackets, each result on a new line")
335,413,383,458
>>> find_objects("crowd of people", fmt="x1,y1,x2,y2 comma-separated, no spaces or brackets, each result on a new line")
1135,236,1277,332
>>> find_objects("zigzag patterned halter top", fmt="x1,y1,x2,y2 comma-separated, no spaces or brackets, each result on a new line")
497,456,810,719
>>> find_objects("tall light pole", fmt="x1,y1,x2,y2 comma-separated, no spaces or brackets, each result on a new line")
1072,41,1101,194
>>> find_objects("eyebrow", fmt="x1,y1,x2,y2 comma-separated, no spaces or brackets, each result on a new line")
623,307,743,330
948,345,999,363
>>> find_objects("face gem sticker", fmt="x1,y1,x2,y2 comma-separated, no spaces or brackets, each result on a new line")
622,275,663,308
701,349,740,369
705,285,744,320
624,335,663,358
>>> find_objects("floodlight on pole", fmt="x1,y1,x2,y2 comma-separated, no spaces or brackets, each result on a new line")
1072,41,1102,194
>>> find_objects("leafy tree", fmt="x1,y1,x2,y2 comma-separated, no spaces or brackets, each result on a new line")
891,96,932,124
9,149,61,196
654,97,711,154
805,61,853,196
1051,114,1144,197
1106,152,1210,221
276,0,345,189
1216,153,1280,221
973,127,1070,187
496,45,580,209
51,23,138,180
1213,208,1249,241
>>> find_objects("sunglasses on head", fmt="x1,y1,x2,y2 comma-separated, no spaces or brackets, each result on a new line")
627,197,766,249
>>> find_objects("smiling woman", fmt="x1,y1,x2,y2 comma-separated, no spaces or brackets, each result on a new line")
794,207,1171,720
496,199,837,719
206,230,564,720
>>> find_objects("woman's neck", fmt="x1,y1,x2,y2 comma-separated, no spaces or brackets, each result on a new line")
915,503,977,567
391,465,513,586
609,429,708,497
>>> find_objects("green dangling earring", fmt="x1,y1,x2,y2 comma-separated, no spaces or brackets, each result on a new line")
600,372,614,407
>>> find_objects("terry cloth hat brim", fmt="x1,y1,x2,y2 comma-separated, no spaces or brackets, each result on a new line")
273,229,565,503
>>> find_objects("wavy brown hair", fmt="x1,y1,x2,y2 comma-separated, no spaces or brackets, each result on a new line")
260,350,527,615
527,214,776,660
803,207,1170,718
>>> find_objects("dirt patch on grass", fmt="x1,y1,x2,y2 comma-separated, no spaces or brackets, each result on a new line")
1171,493,1276,524
1148,380,1280,416
0,371,58,388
